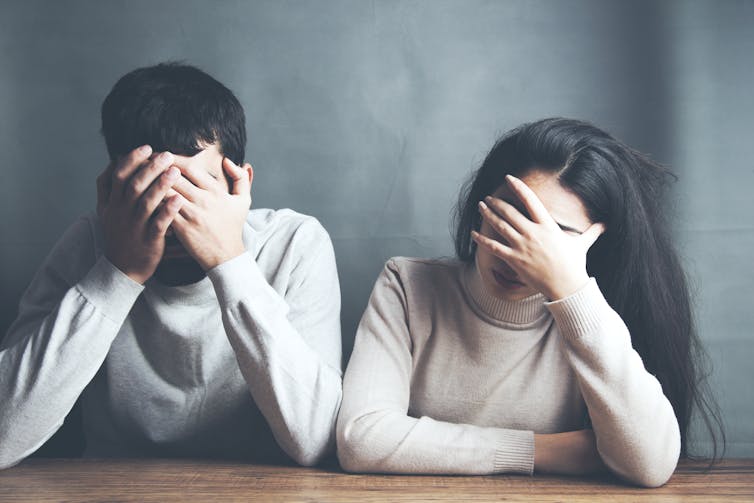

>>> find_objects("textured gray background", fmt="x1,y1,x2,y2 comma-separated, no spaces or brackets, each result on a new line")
0,0,751,456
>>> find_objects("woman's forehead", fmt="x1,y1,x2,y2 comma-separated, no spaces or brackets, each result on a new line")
492,170,592,229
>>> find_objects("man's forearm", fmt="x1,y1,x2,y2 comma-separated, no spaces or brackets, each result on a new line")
0,257,141,468
209,251,342,466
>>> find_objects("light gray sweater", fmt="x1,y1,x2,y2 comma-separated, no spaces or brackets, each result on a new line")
0,209,342,468
337,257,680,487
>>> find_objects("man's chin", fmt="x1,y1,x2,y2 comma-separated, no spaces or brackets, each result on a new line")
162,244,190,260
154,256,206,286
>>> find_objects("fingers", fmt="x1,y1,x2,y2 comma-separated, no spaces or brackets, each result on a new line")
169,209,195,239
581,222,606,249
172,175,202,203
222,158,253,196
478,201,520,245
471,230,514,261
149,194,183,239
180,160,219,191
138,167,181,220
483,196,532,235
505,175,557,227
125,152,175,202
111,145,153,196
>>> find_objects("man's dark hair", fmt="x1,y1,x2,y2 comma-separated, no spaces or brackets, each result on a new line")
101,62,246,164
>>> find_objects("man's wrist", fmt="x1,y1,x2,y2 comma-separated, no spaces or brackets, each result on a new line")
200,242,246,271
104,253,151,285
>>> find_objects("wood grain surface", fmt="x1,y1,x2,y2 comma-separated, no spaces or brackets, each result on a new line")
0,458,752,502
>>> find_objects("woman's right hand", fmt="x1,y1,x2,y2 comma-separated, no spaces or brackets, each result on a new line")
534,429,607,475
472,175,605,301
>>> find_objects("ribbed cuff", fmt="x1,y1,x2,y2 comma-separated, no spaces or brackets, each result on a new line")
207,251,287,315
544,278,609,340
492,429,535,475
76,256,144,322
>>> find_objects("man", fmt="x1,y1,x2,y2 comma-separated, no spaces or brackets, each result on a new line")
0,63,342,468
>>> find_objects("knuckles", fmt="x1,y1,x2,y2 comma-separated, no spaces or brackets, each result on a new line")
137,196,152,215
125,181,143,199
113,169,130,184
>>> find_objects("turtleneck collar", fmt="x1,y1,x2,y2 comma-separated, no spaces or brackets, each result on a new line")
461,259,548,327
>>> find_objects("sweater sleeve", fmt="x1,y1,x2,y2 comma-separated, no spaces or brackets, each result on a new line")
337,260,534,475
545,279,681,487
0,216,143,469
206,219,342,467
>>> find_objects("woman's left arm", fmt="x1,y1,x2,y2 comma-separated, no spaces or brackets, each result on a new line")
473,175,680,487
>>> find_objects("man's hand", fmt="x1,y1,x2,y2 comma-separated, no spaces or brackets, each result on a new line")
96,162,114,218
101,145,184,284
170,157,253,271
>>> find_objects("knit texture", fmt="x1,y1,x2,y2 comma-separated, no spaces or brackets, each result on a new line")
337,257,680,486
0,209,343,469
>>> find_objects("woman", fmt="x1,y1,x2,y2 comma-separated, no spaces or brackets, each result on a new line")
336,118,722,487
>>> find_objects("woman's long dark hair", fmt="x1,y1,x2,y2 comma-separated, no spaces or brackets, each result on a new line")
453,118,724,459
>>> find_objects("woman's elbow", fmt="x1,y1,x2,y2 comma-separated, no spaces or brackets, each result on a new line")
636,427,681,487
625,459,678,488
613,437,680,488
336,416,387,473
337,444,367,473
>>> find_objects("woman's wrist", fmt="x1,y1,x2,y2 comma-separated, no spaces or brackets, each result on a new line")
542,272,590,301
534,430,606,475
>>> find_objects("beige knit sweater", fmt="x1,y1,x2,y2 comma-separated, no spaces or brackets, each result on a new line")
337,257,680,487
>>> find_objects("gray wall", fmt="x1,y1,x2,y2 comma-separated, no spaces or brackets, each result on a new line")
1,0,751,456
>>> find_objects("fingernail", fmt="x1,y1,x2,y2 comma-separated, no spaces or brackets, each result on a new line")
166,167,180,179
478,201,486,210
139,145,152,154
159,152,173,164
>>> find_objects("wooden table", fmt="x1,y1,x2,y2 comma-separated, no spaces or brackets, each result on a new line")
0,458,752,502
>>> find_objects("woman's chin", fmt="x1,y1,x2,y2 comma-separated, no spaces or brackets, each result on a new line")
487,272,536,300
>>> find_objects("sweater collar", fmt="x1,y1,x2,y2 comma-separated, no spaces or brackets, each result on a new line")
462,260,548,326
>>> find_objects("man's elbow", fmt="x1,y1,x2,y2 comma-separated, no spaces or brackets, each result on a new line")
0,445,26,472
282,427,337,467
290,448,323,467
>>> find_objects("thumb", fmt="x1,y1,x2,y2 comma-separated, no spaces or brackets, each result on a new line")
223,157,250,196
581,222,606,250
